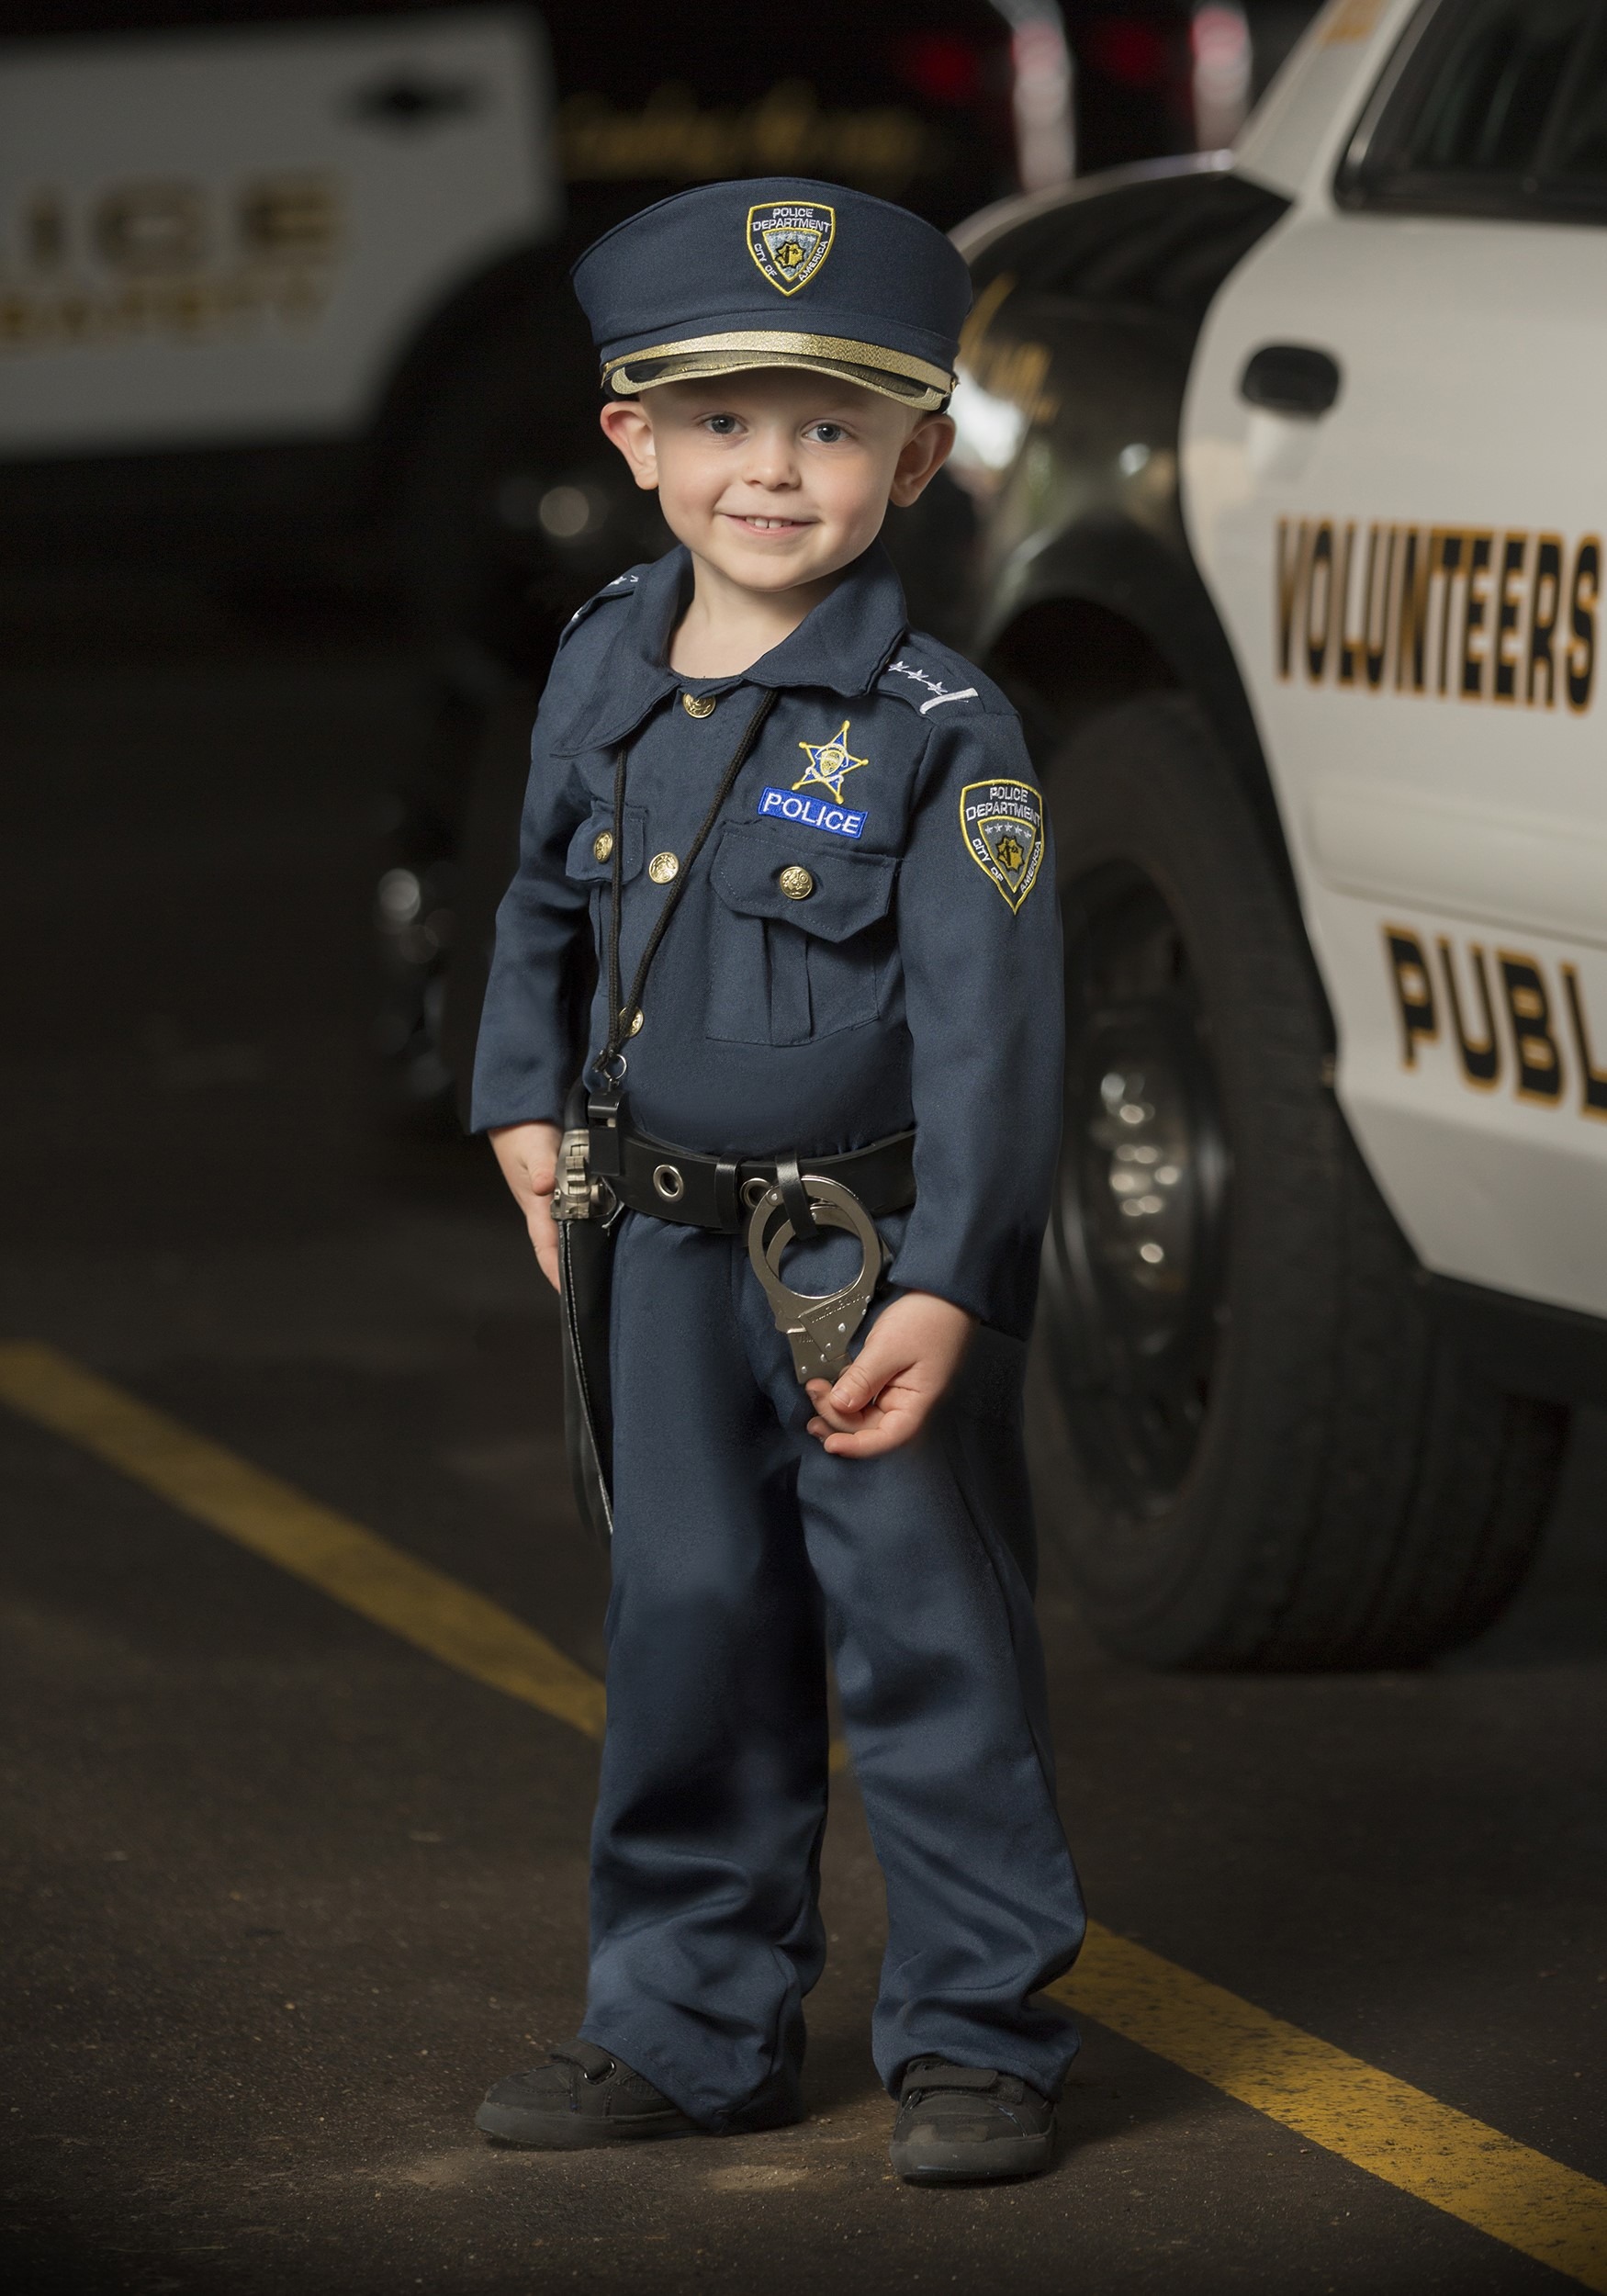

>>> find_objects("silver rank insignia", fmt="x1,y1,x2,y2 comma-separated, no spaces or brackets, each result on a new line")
960,779,1045,914
747,200,836,296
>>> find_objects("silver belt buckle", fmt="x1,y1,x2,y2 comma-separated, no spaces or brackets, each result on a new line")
745,1174,887,1385
551,1126,592,1221
553,1125,620,1222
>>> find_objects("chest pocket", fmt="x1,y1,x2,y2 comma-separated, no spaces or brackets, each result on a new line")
705,818,897,1047
566,802,646,954
566,802,646,889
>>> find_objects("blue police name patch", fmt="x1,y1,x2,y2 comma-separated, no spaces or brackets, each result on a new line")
960,780,1044,913
758,786,866,839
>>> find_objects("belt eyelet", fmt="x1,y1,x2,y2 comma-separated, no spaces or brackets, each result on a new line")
652,1163,686,1202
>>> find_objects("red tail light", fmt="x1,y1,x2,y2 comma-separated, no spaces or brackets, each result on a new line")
890,31,987,106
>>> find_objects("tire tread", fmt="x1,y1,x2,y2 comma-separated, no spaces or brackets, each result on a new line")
1037,693,1566,1670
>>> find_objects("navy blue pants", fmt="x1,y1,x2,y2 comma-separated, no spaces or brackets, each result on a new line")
578,1210,1085,2133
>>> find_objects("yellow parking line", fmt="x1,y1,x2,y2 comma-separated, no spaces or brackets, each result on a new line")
1053,1932,1607,2292
0,1341,605,1742
3,1336,1604,2290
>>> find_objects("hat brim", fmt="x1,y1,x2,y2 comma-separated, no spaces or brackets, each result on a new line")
602,332,953,412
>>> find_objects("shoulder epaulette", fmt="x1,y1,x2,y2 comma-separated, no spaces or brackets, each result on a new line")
556,567,645,650
877,637,1012,719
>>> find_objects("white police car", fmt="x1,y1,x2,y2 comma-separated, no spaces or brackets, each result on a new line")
951,0,1607,1667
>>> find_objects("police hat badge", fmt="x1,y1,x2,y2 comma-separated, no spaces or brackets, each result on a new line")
747,200,836,296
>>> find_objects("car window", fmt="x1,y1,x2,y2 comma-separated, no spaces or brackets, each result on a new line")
1339,0,1607,221
978,170,1289,322
1402,0,1586,177
1545,14,1607,180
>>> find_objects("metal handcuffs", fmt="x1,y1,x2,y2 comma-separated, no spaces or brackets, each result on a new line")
556,1120,884,1384
745,1174,887,1386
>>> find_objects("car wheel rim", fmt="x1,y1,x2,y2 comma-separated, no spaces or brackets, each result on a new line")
1040,861,1231,1520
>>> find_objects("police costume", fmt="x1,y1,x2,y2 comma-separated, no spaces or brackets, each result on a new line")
470,180,1085,2151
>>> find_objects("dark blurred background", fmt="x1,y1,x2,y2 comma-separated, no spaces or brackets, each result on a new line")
0,0,1323,1134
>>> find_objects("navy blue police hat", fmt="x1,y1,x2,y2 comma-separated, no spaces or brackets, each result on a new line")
571,178,972,413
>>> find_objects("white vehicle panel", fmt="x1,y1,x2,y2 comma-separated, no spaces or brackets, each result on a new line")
1186,36,1607,1317
0,7,556,456
1234,0,1422,198
1321,898,1607,1308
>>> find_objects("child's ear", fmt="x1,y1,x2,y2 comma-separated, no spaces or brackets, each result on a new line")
888,413,956,510
600,400,659,491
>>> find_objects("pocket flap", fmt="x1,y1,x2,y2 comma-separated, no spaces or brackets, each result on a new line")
567,802,645,884
712,819,896,943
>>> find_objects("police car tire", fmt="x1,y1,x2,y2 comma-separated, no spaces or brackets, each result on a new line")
1032,692,1568,1671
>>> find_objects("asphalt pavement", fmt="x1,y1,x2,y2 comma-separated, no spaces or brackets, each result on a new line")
3,591,1605,2296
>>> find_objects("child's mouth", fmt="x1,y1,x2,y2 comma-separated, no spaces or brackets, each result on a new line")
723,514,813,534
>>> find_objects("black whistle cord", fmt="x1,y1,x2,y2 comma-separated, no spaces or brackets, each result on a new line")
595,685,781,1083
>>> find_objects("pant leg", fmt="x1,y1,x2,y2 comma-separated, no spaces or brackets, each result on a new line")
579,1213,830,2133
736,1241,1086,2102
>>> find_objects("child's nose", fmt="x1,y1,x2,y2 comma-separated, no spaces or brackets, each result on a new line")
741,430,800,487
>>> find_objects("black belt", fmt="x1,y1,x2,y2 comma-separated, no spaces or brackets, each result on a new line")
601,1121,916,1234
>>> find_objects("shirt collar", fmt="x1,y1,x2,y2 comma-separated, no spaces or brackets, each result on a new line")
551,538,909,756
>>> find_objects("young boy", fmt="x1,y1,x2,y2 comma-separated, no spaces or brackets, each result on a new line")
469,178,1084,2183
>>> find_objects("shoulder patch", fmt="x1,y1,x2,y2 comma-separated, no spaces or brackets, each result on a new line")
961,778,1044,914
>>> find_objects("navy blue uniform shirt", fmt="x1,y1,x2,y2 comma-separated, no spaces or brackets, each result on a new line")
470,540,1063,1339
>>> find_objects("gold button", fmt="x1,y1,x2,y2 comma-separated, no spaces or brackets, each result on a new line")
591,829,614,863
682,692,717,718
621,1006,644,1037
647,850,680,884
778,864,815,902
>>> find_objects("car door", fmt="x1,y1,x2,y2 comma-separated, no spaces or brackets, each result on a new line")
1183,0,1607,1319
0,6,556,458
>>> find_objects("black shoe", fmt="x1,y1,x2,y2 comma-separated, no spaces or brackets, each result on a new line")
476,2039,698,2148
889,2058,1057,2183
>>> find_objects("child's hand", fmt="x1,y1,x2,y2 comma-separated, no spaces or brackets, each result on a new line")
489,1120,564,1293
804,1291,975,1458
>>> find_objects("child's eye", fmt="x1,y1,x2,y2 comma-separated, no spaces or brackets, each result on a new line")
702,414,741,435
808,422,848,445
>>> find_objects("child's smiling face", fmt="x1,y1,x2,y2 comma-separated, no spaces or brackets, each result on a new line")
599,368,954,595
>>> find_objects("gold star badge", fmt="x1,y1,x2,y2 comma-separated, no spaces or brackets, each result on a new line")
792,720,868,805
